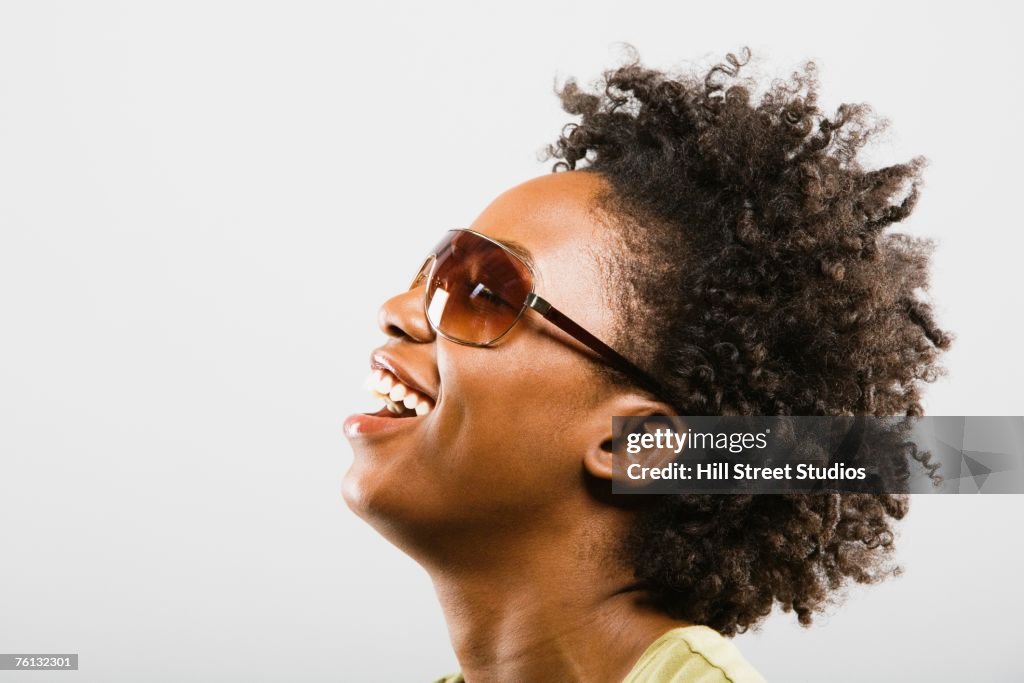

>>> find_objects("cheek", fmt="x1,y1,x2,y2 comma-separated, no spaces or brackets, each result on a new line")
343,342,600,536
341,370,581,531
437,352,590,498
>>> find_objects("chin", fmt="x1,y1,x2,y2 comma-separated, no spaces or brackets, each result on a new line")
340,464,369,518
341,453,428,538
342,450,485,567
340,455,399,524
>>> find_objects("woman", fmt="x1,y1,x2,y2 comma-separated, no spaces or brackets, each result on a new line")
342,47,950,682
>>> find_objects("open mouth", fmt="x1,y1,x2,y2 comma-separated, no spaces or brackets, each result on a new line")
362,368,435,418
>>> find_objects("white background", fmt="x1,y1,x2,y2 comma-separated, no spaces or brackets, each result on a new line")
1,1,1022,681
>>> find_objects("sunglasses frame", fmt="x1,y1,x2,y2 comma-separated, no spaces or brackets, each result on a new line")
412,228,672,403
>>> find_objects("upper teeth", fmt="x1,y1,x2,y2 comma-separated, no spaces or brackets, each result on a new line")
364,369,434,416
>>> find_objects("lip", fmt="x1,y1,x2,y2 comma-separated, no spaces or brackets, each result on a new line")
343,349,439,441
369,350,438,402
343,408,424,439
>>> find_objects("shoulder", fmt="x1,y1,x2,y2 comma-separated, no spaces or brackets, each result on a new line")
430,674,463,683
624,625,767,683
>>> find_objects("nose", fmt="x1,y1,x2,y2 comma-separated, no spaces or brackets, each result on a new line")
378,284,436,343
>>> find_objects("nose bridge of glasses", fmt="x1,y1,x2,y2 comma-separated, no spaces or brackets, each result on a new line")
412,229,467,290
410,253,436,290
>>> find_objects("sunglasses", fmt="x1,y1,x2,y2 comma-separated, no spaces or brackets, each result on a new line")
410,228,670,402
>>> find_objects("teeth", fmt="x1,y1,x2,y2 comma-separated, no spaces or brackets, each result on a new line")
375,373,394,394
363,368,435,416
363,370,382,391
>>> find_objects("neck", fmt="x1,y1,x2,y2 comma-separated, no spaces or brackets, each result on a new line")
426,507,690,683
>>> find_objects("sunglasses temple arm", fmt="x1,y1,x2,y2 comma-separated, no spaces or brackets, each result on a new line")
524,294,669,401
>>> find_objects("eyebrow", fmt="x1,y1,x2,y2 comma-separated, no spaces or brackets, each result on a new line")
494,237,536,269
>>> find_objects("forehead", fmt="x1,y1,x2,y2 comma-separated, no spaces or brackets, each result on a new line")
467,171,610,273
466,171,617,333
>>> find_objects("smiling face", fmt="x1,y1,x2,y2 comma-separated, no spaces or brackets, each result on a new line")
342,171,638,561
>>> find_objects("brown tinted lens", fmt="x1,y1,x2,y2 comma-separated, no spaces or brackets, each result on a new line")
425,231,532,344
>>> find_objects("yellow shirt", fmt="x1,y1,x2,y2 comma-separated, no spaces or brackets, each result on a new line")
432,625,767,682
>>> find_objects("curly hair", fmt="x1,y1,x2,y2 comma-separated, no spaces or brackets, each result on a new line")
542,46,952,635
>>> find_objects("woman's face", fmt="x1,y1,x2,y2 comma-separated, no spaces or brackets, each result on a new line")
343,171,626,551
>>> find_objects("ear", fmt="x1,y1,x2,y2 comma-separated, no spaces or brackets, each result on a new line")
582,392,678,482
